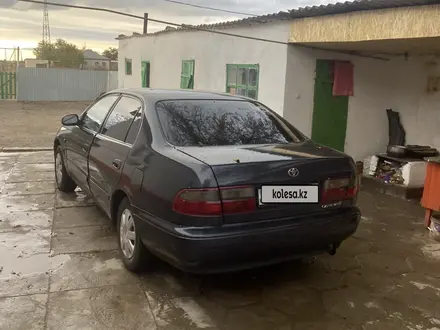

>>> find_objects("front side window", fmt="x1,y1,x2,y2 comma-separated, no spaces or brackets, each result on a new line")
180,60,194,89
226,64,259,100
82,95,119,132
102,96,142,142
156,99,304,147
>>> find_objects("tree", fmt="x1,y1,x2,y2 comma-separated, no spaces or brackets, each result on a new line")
33,39,84,68
102,47,118,61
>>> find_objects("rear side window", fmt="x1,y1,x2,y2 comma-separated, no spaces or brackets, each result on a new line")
102,96,142,142
82,95,119,132
156,100,304,147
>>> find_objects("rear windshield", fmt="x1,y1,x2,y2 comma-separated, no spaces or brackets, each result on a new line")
156,99,305,147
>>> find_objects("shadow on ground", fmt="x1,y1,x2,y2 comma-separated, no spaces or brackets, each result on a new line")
1,151,440,330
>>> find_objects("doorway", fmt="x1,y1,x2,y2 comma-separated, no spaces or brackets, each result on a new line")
311,59,349,152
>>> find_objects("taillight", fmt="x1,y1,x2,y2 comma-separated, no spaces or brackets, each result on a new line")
322,176,359,204
173,186,256,216
220,186,256,214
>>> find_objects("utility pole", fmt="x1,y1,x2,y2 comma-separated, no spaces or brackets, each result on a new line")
16,47,20,68
143,13,148,34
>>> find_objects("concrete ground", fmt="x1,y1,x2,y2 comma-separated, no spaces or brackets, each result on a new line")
1,151,440,330
0,101,90,148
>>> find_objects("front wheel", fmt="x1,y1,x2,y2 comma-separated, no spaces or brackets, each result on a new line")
117,197,153,273
54,146,77,192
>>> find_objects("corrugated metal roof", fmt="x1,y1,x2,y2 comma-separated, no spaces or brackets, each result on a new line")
117,0,440,40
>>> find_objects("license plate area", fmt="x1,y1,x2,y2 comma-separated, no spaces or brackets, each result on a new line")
258,185,319,205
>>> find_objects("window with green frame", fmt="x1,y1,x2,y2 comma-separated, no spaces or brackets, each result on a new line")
125,58,132,75
226,64,259,99
180,60,195,89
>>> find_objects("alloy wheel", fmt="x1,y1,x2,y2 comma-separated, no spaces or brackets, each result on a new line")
55,152,63,185
120,209,136,259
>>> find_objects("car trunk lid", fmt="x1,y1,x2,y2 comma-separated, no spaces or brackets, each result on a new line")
176,141,358,223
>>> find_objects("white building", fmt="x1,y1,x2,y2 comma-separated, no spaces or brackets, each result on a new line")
118,0,440,162
24,59,49,68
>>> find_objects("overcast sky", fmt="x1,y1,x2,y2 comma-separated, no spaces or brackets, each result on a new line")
0,0,339,59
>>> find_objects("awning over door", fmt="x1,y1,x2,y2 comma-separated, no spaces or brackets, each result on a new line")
289,4,440,55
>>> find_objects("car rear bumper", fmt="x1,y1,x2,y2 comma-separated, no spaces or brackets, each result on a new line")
135,207,361,274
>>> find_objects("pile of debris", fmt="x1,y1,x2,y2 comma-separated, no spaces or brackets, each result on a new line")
375,160,404,185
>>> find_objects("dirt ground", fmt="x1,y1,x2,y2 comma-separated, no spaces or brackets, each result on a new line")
1,151,440,329
0,101,90,148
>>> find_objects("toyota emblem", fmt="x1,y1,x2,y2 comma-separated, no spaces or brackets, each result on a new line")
288,168,299,177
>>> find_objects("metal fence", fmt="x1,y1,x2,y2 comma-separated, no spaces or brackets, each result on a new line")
16,68,118,101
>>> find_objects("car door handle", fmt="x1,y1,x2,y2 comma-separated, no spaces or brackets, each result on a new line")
112,159,122,169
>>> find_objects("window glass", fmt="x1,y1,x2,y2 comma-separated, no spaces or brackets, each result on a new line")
125,111,142,145
247,89,257,99
156,100,304,147
227,66,237,85
82,95,119,132
249,68,258,86
226,64,259,100
237,68,248,85
102,96,142,142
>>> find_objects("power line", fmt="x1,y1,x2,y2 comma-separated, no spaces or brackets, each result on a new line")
18,0,288,45
160,0,259,17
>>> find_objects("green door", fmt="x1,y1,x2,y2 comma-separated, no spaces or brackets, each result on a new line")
311,60,349,152
141,61,150,88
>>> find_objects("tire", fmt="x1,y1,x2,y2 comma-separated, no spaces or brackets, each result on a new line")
54,146,77,193
117,197,153,273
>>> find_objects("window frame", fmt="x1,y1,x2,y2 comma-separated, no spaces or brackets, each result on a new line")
125,58,132,75
80,94,120,133
124,105,144,145
180,59,195,90
99,93,144,145
226,64,259,99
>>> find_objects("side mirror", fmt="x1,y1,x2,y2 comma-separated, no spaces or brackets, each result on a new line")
61,114,79,126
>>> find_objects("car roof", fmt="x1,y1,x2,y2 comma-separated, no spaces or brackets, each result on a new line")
111,88,251,102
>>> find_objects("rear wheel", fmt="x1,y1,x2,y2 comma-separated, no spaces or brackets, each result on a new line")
117,197,153,272
54,146,76,192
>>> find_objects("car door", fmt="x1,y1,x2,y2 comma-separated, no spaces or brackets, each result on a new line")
65,94,120,191
88,95,143,213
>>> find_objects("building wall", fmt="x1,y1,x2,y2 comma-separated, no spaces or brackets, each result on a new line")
83,59,110,70
24,59,49,68
284,46,440,161
118,22,440,162
118,22,291,115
